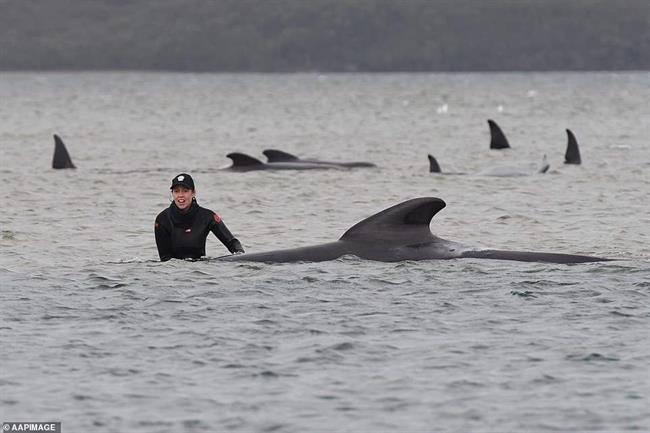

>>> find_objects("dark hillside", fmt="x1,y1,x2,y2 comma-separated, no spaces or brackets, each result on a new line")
0,0,647,71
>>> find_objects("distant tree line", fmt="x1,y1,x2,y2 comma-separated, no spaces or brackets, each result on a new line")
0,0,648,71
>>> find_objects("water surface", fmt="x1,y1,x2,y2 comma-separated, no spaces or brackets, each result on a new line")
1,72,648,432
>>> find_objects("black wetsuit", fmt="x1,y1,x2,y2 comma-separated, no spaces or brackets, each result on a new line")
155,200,244,261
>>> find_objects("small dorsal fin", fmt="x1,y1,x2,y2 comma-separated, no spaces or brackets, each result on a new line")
340,197,446,244
538,154,550,173
488,119,511,149
564,129,581,164
226,152,264,166
263,149,300,162
52,134,76,169
428,154,442,173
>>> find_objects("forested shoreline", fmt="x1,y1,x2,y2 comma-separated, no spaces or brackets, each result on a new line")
0,0,648,71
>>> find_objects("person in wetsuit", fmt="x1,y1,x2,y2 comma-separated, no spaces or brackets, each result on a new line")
155,173,244,261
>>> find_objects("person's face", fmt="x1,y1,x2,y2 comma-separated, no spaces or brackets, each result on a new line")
171,186,195,210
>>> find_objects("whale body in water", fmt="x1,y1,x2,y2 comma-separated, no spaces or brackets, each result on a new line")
263,149,376,168
428,154,549,177
225,152,343,171
221,197,609,264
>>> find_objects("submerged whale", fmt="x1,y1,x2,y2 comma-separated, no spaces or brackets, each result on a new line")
52,134,76,169
488,119,511,149
564,129,581,164
263,149,376,168
428,154,549,176
221,197,608,264
225,152,342,171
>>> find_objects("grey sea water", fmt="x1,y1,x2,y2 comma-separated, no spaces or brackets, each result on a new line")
0,72,649,432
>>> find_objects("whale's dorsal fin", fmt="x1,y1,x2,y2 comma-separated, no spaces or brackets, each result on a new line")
427,154,442,173
340,197,446,244
52,134,76,169
538,154,550,173
263,149,300,162
564,129,581,164
227,152,264,167
488,119,510,149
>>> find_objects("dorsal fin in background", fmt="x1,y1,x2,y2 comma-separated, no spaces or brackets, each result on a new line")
564,129,581,164
488,119,510,149
427,154,442,173
340,197,446,244
226,152,264,167
52,134,76,169
263,149,300,162
538,154,550,174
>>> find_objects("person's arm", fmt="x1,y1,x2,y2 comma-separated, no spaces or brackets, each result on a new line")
154,215,173,261
209,213,245,254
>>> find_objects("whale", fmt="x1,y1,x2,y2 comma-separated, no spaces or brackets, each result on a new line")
220,197,609,264
225,152,343,171
564,129,582,164
52,134,76,169
488,119,511,149
263,149,376,168
428,154,549,176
